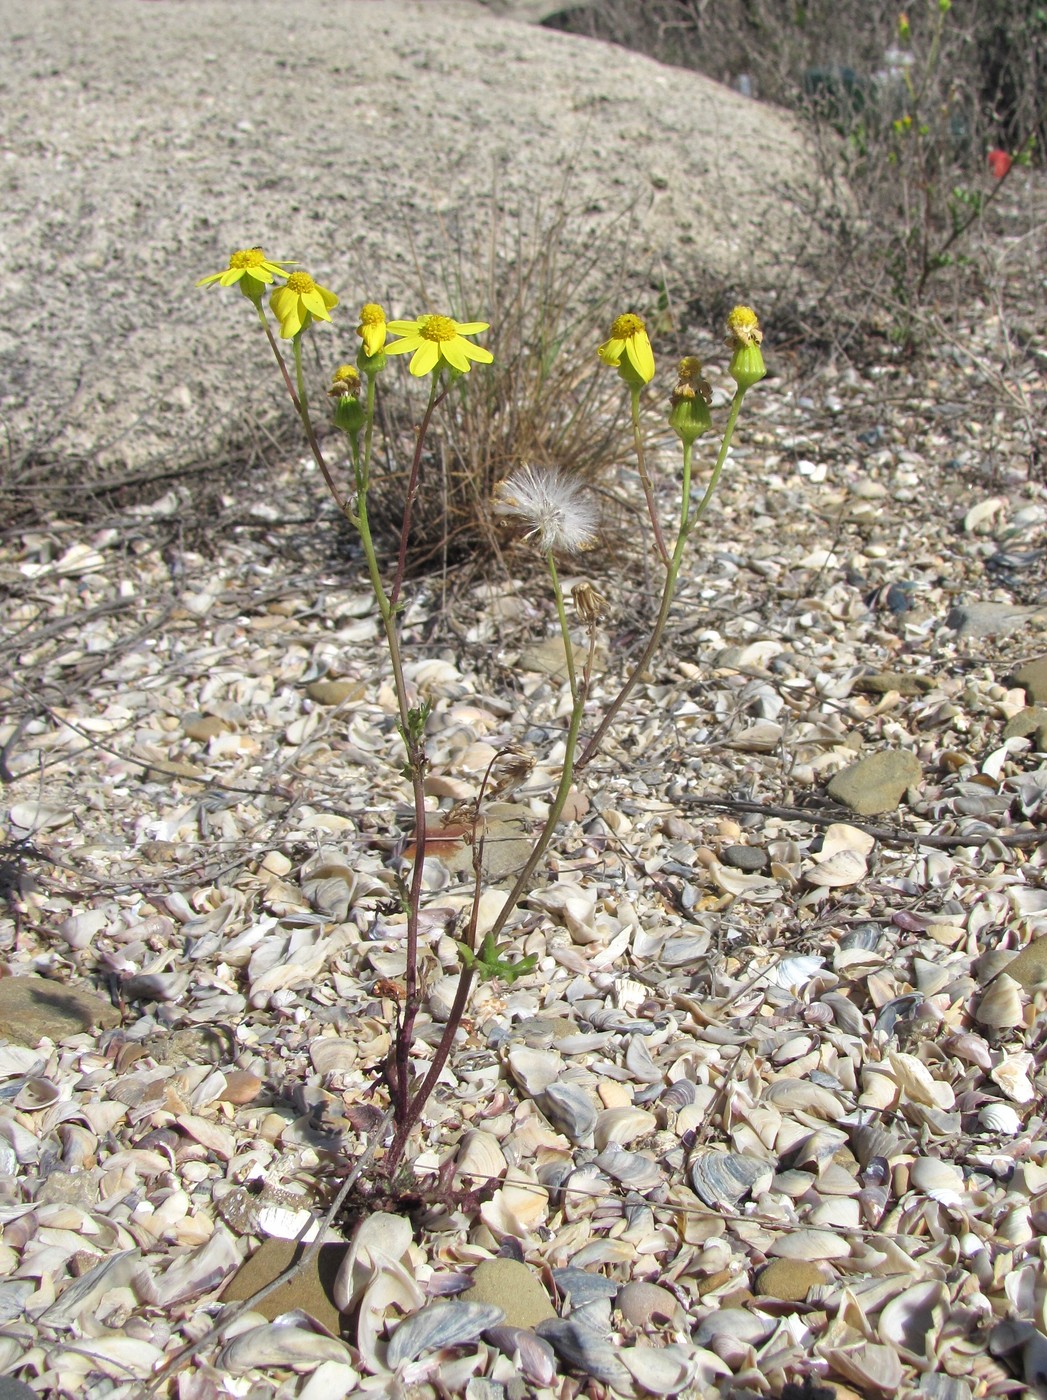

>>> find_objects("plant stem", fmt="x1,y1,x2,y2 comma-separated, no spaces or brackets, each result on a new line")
547,550,577,702
576,386,745,772
290,333,348,514
390,377,448,609
385,665,589,1174
631,385,670,568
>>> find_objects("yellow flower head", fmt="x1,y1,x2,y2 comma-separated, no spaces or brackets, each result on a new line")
269,271,339,339
725,305,766,391
196,247,294,302
384,314,493,377
329,363,361,397
356,303,388,358
598,313,655,386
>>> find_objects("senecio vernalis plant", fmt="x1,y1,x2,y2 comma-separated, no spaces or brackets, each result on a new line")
197,247,766,1175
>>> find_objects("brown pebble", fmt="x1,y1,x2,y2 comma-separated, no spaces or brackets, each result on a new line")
616,1280,682,1328
307,678,367,705
220,1070,263,1105
755,1257,827,1300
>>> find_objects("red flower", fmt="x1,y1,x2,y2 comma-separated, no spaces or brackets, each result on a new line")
988,148,1012,179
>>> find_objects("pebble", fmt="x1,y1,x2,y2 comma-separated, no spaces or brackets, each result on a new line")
826,749,923,815
852,670,932,697
0,977,120,1045
616,1280,682,1328
463,1259,555,1329
1006,654,1047,704
1000,937,1047,993
755,1257,829,1299
306,678,367,705
722,843,768,872
1002,708,1047,748
223,1238,346,1334
945,603,1045,639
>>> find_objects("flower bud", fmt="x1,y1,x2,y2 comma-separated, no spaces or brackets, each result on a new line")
572,582,608,627
669,357,713,443
329,364,366,434
725,305,766,391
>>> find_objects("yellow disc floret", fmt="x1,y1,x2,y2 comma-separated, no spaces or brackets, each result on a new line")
726,305,763,348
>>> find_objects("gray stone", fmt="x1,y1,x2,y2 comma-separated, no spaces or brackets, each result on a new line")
826,749,922,816
0,1377,38,1400
0,0,830,478
722,843,768,872
1006,656,1047,705
853,670,933,697
945,603,1046,639
518,637,587,680
464,1258,555,1329
1002,707,1047,749
0,977,120,1046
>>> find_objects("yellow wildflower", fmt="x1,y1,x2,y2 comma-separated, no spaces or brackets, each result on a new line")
269,271,339,339
598,313,655,385
196,247,293,302
384,314,493,376
356,303,388,358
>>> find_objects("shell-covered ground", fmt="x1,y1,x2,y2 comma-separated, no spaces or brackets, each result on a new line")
1,271,1046,1397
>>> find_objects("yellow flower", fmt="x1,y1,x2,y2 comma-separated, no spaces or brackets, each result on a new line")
725,305,766,391
269,271,339,339
598,313,655,385
356,303,388,358
384,314,493,376
196,247,294,302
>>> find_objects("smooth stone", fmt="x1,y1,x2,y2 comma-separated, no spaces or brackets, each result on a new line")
220,1070,264,1105
826,749,922,816
0,977,120,1045
1002,708,1047,750
464,1259,555,1330
853,670,931,697
306,679,367,705
0,1379,38,1400
224,1237,346,1334
181,713,232,741
1006,656,1047,705
755,1257,828,1300
722,843,768,872
616,1281,683,1328
438,816,532,882
1001,938,1047,992
945,603,1045,639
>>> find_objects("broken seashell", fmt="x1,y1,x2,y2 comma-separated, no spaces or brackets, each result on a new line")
538,1083,597,1145
594,1106,656,1151
386,1300,504,1369
219,1322,352,1374
689,1151,770,1208
536,1318,632,1389
975,974,1025,1029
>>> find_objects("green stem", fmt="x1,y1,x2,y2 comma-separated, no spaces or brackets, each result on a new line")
390,377,448,609
576,386,746,772
287,332,348,515
631,385,670,568
547,550,577,702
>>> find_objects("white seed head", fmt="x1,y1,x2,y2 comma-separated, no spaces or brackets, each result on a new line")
492,466,599,555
